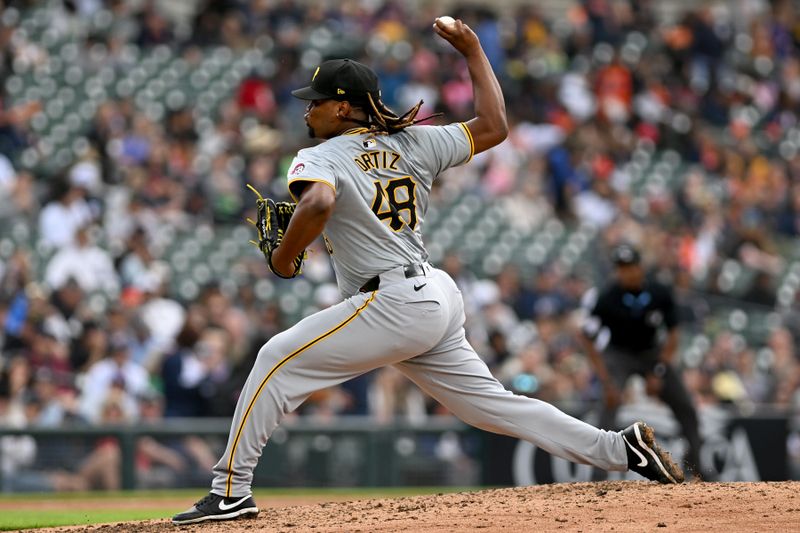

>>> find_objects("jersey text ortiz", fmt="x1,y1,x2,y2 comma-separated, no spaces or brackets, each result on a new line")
286,123,473,297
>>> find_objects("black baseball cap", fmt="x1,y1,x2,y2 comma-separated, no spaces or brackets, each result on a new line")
291,59,380,104
611,243,641,265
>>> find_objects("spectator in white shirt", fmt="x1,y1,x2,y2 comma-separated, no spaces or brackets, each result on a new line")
118,227,160,289
79,335,150,424
44,225,119,293
38,181,94,249
137,271,185,355
573,176,618,229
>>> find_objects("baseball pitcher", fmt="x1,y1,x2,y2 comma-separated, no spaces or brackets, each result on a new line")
174,18,684,526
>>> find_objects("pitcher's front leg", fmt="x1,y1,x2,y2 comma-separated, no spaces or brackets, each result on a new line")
211,292,377,497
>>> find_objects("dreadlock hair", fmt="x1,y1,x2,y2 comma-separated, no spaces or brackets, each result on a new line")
354,93,443,134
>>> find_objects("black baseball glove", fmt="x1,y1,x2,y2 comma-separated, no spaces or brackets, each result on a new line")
247,184,304,279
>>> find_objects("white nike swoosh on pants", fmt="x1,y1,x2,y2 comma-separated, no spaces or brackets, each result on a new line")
218,495,250,511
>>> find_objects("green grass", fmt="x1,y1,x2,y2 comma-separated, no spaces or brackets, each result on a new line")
0,487,473,531
0,486,470,501
0,509,168,531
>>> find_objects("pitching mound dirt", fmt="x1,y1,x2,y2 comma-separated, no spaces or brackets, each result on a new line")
38,481,799,532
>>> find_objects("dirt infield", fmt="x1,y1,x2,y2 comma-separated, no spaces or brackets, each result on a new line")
36,481,799,532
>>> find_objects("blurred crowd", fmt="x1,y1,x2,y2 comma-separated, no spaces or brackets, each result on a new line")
2,0,800,488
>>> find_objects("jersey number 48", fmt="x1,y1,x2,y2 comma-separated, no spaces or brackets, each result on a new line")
371,177,418,231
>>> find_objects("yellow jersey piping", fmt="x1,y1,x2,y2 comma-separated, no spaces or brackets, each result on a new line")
459,122,475,164
287,177,336,202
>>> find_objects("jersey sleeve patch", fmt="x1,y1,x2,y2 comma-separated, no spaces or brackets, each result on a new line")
286,150,337,201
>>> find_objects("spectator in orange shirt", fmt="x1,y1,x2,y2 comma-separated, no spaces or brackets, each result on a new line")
594,52,633,123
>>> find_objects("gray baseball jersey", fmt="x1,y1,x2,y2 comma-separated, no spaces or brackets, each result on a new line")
286,123,473,297
210,123,628,499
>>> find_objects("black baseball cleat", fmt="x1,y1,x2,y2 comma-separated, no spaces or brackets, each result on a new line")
172,492,259,525
622,422,685,484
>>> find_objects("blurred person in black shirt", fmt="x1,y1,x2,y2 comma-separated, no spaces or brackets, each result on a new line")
580,244,702,478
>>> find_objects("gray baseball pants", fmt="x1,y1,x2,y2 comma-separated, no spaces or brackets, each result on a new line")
211,265,628,497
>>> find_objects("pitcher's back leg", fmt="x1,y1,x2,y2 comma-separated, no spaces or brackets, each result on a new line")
395,336,628,472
